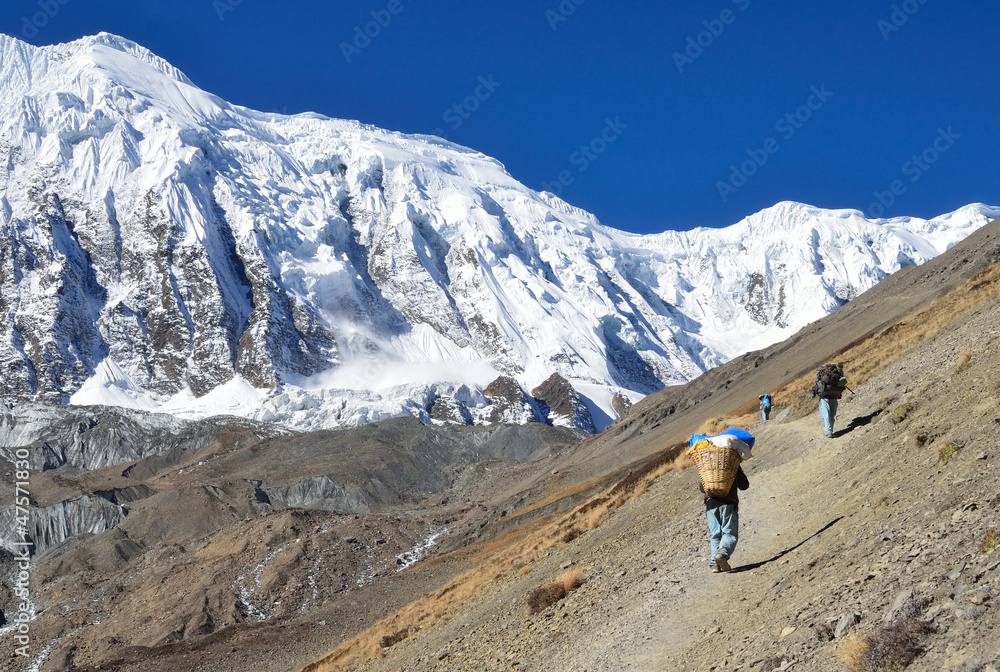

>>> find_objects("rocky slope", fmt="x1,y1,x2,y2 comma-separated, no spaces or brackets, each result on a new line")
0,409,584,671
1,32,997,431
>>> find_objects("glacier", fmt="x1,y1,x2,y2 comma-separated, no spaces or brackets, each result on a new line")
0,32,997,432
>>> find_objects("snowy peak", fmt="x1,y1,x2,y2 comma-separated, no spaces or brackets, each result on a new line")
0,33,997,433
68,32,197,85
0,31,196,88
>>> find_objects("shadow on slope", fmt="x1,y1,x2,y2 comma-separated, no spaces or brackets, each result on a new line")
732,516,843,573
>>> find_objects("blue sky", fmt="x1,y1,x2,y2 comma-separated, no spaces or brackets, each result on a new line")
2,0,997,234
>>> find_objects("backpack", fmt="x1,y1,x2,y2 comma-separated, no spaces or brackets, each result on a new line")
817,364,847,397
761,394,772,410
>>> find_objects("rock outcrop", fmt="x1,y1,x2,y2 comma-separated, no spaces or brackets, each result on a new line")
610,390,633,417
483,376,540,425
531,373,595,433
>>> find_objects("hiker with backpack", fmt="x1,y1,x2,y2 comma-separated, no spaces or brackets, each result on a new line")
687,429,753,573
758,393,772,421
811,363,847,437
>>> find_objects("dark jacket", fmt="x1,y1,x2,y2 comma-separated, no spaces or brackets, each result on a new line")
700,465,749,510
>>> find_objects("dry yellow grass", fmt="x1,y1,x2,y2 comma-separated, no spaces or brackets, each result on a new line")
585,507,603,530
301,482,623,670
646,460,675,480
503,473,611,521
300,451,674,672
672,453,694,472
838,634,868,672
558,567,583,593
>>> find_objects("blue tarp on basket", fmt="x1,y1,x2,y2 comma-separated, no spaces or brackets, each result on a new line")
689,428,755,450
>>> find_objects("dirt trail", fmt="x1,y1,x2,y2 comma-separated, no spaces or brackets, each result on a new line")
608,413,852,670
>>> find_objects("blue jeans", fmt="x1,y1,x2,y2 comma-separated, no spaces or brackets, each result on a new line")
706,504,739,562
819,398,838,436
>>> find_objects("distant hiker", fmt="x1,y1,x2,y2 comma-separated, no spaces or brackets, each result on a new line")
811,362,847,438
687,429,753,573
758,393,772,421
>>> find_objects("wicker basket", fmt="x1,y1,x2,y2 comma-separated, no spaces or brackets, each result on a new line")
687,439,742,498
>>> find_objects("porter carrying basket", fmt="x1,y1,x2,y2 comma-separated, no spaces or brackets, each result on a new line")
687,439,742,498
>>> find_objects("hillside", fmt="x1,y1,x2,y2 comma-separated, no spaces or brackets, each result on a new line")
325,298,999,671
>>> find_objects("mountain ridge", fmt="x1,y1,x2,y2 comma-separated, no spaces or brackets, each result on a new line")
1,31,997,434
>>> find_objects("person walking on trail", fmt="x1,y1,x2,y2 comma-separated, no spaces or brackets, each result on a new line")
758,393,772,421
811,362,847,438
688,429,753,573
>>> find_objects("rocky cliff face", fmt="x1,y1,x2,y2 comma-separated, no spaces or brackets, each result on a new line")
1,33,997,432
531,373,596,433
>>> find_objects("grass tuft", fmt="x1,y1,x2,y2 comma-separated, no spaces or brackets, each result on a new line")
891,406,909,425
561,528,582,544
937,443,959,467
815,622,835,642
380,628,411,649
841,591,933,672
559,567,583,593
841,620,934,672
526,583,566,615
526,569,583,615
981,528,998,555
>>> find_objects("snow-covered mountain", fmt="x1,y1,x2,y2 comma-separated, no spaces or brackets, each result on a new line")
1,33,997,432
